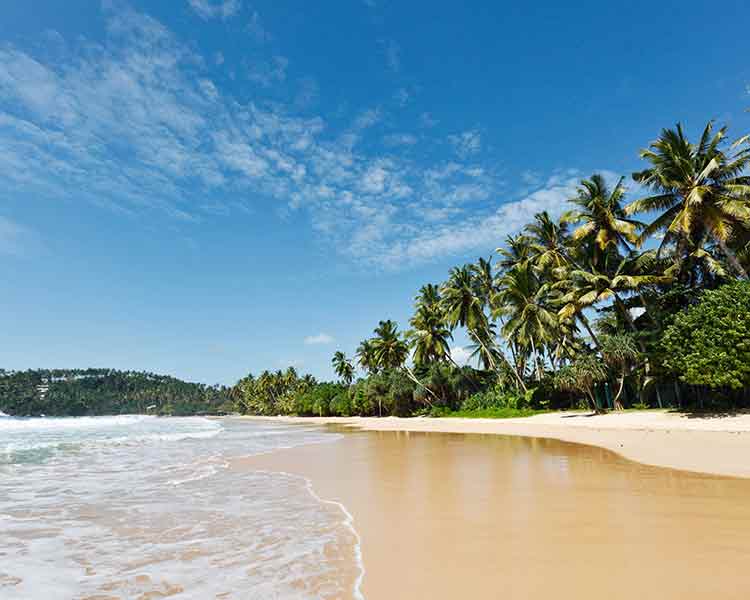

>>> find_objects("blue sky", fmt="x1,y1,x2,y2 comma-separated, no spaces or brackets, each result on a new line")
2,0,749,384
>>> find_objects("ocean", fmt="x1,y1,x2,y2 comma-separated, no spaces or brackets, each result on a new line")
0,415,363,599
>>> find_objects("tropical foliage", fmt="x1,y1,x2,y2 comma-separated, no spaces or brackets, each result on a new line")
230,120,750,417
0,369,232,417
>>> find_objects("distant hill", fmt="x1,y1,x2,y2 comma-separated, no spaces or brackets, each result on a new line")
0,368,233,417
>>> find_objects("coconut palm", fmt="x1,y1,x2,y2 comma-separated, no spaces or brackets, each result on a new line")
356,339,378,375
563,174,643,259
371,320,409,370
408,304,453,366
496,262,557,380
626,121,750,278
331,351,354,386
496,233,532,272
525,211,573,275
470,256,497,308
440,265,487,332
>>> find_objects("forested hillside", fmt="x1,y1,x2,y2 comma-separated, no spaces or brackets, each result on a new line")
0,369,233,417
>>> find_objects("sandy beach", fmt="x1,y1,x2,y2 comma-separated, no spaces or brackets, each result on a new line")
242,410,750,478
241,413,750,599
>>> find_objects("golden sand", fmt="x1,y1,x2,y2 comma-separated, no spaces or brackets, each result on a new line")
242,425,750,599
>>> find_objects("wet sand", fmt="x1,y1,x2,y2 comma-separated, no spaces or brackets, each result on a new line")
243,428,750,600
242,411,750,478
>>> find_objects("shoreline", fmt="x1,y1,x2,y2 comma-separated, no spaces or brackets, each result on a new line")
240,416,750,599
237,410,750,478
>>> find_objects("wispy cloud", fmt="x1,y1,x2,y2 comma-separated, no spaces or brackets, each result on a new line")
449,130,481,157
0,3,610,273
304,333,335,345
187,0,241,20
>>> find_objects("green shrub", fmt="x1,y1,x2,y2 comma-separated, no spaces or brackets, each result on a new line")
660,281,750,390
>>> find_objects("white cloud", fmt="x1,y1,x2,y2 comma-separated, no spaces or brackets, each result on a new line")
450,346,473,367
449,130,481,157
304,333,335,345
187,0,241,20
0,4,615,274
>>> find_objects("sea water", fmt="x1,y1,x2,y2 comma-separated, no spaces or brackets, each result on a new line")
0,416,362,599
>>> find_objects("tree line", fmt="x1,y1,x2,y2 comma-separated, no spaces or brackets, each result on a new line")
233,121,750,416
0,369,233,416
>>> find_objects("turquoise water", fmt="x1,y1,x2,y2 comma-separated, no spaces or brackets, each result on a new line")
0,415,362,599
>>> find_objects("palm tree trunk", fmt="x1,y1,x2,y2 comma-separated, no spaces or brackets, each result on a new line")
613,368,626,410
578,313,602,351
473,328,527,393
402,366,440,407
718,238,749,279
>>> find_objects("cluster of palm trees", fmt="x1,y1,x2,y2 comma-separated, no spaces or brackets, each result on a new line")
331,121,750,412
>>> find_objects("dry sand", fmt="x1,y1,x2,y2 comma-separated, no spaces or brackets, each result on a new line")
243,410,750,478
241,421,750,599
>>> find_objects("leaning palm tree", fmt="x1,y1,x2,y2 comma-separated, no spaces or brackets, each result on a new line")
371,320,410,370
331,351,354,386
626,121,750,278
442,265,527,390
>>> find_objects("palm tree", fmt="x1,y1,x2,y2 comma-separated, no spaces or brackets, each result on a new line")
408,304,453,366
496,262,558,381
496,233,532,272
470,256,496,307
356,339,378,375
554,353,608,414
440,265,487,332
371,320,409,370
331,351,354,386
525,211,572,275
626,121,750,279
442,265,527,391
563,174,642,260
600,334,640,410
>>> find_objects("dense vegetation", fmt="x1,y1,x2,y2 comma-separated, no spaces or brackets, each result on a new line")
0,369,233,417
232,121,750,417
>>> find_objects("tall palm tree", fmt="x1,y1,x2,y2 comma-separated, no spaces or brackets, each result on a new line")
440,265,486,332
442,265,527,390
525,211,572,275
331,351,354,386
371,320,409,370
563,174,642,260
356,339,378,375
470,256,496,308
626,121,750,278
496,262,557,380
496,233,532,273
409,304,453,366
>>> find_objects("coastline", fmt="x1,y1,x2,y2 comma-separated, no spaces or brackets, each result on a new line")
237,410,750,478
240,416,750,599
